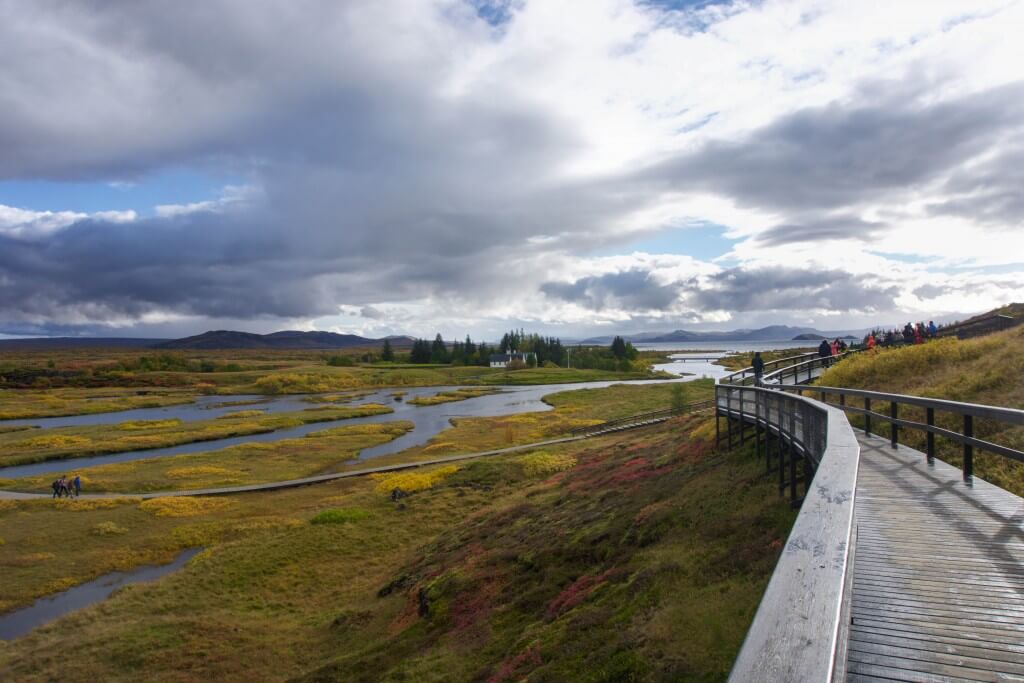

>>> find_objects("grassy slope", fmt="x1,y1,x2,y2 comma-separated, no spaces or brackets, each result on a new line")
817,325,1024,495
0,418,794,682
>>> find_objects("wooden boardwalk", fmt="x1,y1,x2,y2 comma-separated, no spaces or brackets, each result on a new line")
847,432,1024,682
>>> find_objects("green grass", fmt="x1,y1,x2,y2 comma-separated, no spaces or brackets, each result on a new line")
817,325,1024,496
0,404,394,468
311,508,371,525
406,387,500,406
0,417,794,682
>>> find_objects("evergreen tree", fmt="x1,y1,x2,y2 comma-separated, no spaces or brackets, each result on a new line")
611,335,628,360
410,338,431,364
381,339,394,362
430,334,449,364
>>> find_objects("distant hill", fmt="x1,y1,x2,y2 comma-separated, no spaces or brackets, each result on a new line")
157,330,400,350
582,325,863,344
0,337,167,350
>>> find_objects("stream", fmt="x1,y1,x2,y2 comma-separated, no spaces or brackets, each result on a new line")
0,358,724,481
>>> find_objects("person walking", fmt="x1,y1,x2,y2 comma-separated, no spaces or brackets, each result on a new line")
73,475,81,498
928,320,938,338
51,479,62,499
866,333,877,352
903,322,915,343
752,352,765,386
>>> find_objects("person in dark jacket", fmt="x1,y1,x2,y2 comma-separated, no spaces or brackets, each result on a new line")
818,339,831,358
752,352,765,385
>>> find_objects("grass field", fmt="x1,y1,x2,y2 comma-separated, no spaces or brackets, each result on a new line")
406,387,500,406
0,416,795,682
0,387,197,420
0,404,394,468
817,325,1024,496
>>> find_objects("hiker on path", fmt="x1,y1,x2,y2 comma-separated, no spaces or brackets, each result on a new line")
752,352,765,386
818,339,831,359
903,322,915,343
928,320,938,337
866,333,877,352
51,479,62,499
73,475,81,498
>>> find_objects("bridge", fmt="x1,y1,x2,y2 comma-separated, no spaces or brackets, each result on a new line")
718,352,1024,682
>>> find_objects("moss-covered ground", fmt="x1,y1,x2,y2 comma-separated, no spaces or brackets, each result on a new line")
0,417,795,682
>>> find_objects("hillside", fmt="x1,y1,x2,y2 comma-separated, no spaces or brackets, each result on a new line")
818,324,1024,494
0,417,795,681
583,325,864,344
156,329,400,350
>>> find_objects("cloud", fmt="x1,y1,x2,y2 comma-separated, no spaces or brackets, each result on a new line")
691,266,900,313
0,0,1022,337
542,269,684,311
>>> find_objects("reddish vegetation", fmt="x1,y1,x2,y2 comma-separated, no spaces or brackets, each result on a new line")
487,644,543,683
449,579,500,639
544,568,617,621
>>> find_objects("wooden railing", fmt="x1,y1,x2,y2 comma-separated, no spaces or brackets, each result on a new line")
718,347,1024,681
780,383,1024,481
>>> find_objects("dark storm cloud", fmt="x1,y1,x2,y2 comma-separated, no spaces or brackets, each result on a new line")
691,266,899,312
541,270,684,311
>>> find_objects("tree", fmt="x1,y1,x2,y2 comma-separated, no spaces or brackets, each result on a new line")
381,339,394,362
410,338,431,364
430,334,449,364
611,335,628,360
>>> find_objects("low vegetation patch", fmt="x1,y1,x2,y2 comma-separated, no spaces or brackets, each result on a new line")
311,508,370,525
407,387,499,406
138,497,236,517
372,465,459,496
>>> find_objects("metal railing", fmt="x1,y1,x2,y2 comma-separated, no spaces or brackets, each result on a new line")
937,313,1016,340
569,399,714,437
719,351,819,386
779,383,1024,481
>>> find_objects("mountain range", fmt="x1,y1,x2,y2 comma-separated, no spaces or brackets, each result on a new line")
579,325,862,344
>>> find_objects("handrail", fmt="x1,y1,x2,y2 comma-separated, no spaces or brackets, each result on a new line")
718,383,859,682
721,347,1024,680
778,383,1024,479
719,351,819,386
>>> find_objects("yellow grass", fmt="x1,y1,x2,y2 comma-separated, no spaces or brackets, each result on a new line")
371,465,459,495
518,451,577,477
138,497,236,517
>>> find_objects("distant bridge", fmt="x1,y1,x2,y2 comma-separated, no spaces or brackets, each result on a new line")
718,353,1024,681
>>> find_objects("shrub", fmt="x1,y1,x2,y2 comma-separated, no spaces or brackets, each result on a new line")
519,451,577,477
310,508,370,525
372,465,459,495
92,521,128,536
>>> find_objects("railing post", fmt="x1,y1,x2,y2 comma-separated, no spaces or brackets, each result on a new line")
754,391,762,460
865,397,872,436
779,400,787,495
839,393,845,408
727,389,734,449
963,414,973,481
740,390,747,446
926,408,935,463
890,402,898,449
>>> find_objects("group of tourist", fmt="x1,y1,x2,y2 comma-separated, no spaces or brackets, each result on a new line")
817,338,849,362
51,475,81,498
864,321,939,351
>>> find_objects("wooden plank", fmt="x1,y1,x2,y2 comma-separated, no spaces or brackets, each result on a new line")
846,431,1024,681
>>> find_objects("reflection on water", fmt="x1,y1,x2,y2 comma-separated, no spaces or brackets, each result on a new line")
0,548,201,641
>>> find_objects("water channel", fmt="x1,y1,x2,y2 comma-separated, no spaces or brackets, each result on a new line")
0,355,730,481
0,548,202,641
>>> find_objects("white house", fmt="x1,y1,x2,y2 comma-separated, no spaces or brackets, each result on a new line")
489,352,531,368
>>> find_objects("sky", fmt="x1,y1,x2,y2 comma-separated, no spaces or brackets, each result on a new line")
1,0,1023,341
